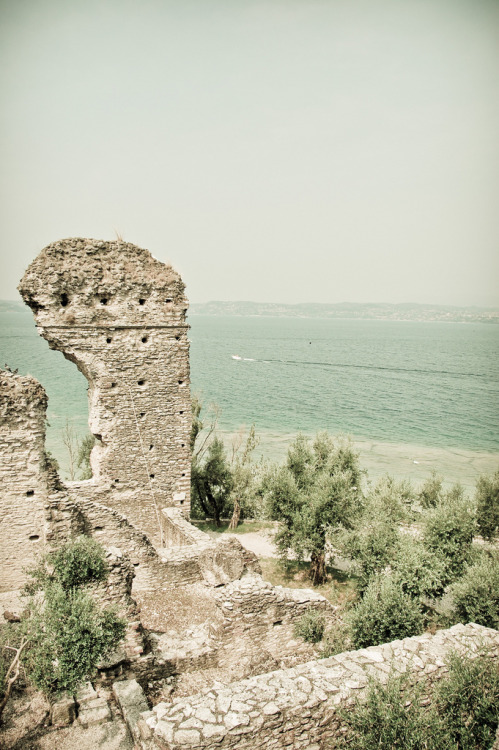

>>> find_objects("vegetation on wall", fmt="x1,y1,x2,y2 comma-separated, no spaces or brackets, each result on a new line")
335,649,499,750
0,537,126,720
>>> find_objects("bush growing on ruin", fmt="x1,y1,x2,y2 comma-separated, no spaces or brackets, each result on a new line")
25,535,108,593
475,469,499,540
448,551,499,629
23,583,125,696
293,608,326,643
320,621,352,657
433,648,499,749
265,433,362,584
349,574,424,649
422,484,477,586
337,650,499,749
1,537,125,714
338,672,445,749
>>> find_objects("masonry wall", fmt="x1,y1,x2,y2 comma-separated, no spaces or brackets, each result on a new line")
19,238,191,546
137,623,499,750
0,371,51,591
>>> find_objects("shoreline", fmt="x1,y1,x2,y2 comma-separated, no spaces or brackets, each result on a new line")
218,427,498,491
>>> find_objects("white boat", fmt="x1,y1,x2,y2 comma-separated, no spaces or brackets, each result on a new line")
231,355,242,360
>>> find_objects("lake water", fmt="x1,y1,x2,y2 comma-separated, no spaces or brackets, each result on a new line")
1,308,498,488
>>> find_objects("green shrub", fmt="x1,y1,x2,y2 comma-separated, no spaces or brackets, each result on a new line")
349,574,424,649
293,608,326,643
423,485,476,585
336,650,499,749
434,649,499,749
418,470,443,509
50,535,108,589
320,621,352,658
475,470,499,540
335,518,399,593
448,552,499,629
337,673,448,750
391,536,446,601
23,582,126,696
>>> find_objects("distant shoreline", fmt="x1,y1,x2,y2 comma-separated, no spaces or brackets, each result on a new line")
2,298,498,324
190,301,499,324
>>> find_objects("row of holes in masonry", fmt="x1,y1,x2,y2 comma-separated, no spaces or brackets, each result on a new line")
61,294,175,307
105,334,182,344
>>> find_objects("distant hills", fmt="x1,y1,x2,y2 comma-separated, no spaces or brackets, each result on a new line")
2,298,498,324
189,301,499,324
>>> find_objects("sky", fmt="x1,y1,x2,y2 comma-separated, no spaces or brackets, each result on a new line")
0,0,498,307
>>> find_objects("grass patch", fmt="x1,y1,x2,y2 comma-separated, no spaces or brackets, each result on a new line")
259,557,359,608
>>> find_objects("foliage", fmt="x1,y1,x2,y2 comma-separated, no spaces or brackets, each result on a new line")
364,474,414,523
191,436,233,527
475,469,499,540
43,450,60,474
433,649,499,749
25,535,108,593
76,434,95,480
190,397,263,527
422,484,476,586
23,582,125,696
418,470,444,509
0,624,21,696
337,650,499,749
265,432,362,584
337,672,446,750
349,574,424,649
1,537,125,710
228,425,260,529
320,621,352,657
0,625,28,723
335,517,399,593
391,535,447,601
293,608,326,643
448,551,499,629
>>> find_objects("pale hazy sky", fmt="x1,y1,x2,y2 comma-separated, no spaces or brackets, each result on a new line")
1,0,498,306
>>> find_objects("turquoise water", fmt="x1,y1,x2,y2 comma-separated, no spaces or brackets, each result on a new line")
1,308,498,483
190,315,499,451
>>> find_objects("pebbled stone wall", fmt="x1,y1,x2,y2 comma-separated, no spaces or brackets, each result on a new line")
18,238,191,546
0,370,51,591
137,622,499,749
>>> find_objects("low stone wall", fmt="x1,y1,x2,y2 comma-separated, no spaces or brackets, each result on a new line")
213,577,335,673
158,512,262,586
161,508,207,547
137,623,499,749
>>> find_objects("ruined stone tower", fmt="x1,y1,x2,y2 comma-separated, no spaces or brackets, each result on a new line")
18,238,191,546
0,371,51,591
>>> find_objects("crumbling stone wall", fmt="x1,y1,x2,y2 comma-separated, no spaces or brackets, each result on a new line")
0,370,51,591
137,623,499,749
18,238,191,546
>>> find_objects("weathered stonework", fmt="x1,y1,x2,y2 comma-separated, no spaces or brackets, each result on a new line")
136,623,499,750
0,370,51,591
18,238,191,546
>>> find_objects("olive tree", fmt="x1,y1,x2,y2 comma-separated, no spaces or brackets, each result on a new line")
264,432,362,584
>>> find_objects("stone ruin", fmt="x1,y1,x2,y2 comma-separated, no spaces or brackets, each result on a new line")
18,238,191,546
1,238,498,749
